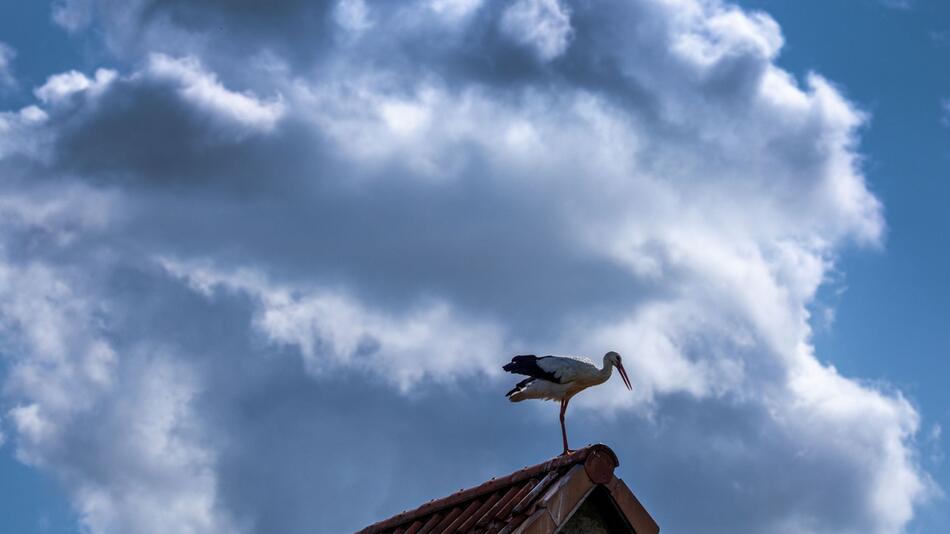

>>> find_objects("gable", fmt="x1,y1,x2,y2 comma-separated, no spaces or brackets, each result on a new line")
561,486,635,534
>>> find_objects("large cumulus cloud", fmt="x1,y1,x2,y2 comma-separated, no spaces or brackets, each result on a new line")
0,1,935,533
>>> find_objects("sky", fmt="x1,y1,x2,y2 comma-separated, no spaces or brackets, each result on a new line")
0,1,946,533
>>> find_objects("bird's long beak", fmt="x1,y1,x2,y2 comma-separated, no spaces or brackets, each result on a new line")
617,362,632,391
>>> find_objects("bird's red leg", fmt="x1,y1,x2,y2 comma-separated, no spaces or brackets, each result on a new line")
559,398,573,455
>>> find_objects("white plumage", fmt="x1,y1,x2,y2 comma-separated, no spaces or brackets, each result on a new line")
503,351,632,455
508,356,600,400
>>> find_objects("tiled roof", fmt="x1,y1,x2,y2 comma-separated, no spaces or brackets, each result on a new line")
357,444,658,534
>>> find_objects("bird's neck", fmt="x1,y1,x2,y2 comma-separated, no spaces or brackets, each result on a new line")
597,357,614,384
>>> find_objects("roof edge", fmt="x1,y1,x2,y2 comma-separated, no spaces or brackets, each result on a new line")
358,444,618,534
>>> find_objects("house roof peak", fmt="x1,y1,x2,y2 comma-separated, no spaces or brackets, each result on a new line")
357,443,657,534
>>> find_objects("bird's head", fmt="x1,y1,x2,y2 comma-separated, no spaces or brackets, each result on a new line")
605,351,632,391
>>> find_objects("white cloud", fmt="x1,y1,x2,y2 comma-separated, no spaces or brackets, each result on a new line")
671,5,783,67
0,106,50,158
428,0,483,22
785,357,928,532
145,54,284,132
160,258,505,391
52,0,94,32
500,0,573,61
35,68,116,104
3,315,230,534
0,191,237,534
0,42,15,88
66,353,237,534
334,0,373,33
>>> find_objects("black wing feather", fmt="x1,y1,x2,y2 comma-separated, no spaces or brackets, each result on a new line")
502,354,561,384
505,377,534,397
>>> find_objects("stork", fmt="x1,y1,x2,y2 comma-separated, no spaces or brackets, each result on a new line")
504,351,632,455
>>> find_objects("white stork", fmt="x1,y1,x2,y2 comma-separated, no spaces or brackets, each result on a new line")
504,351,632,455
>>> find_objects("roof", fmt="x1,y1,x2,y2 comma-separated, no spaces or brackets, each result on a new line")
357,444,659,534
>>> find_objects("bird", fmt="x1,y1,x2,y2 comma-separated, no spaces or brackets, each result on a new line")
503,351,632,455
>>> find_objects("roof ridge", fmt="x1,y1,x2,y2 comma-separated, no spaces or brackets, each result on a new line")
358,444,617,534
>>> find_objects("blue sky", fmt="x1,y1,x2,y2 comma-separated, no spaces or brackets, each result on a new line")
0,1,947,533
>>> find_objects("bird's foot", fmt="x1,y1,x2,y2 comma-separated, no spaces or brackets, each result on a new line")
560,448,576,456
